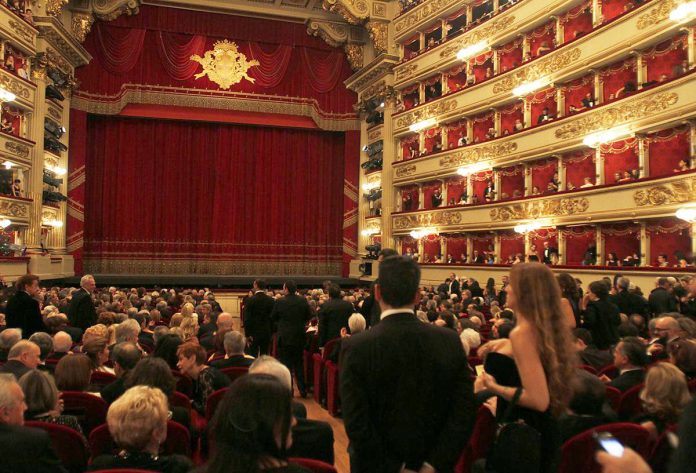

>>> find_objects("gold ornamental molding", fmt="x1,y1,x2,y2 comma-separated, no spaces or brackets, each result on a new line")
393,210,464,230
492,48,582,94
367,21,388,55
8,20,35,44
438,142,519,168
34,17,92,67
554,92,679,140
395,0,461,34
489,197,590,221
395,99,457,128
0,70,34,103
344,44,364,70
306,20,365,70
395,164,417,177
633,177,696,207
41,208,58,222
439,16,517,59
322,0,370,25
636,0,678,30
92,0,141,21
395,63,418,81
191,40,260,90
46,0,69,16
0,196,29,219
71,13,95,43
367,126,383,142
4,140,31,160
47,106,62,121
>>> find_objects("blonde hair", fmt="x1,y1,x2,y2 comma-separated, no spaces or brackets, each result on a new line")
640,363,691,419
509,263,577,416
179,316,199,342
180,303,195,318
107,385,168,451
83,324,108,344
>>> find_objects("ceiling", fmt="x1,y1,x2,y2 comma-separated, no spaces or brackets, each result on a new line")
143,0,346,23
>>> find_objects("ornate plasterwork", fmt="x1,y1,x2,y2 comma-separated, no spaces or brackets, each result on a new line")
92,0,141,21
344,44,364,70
395,0,461,34
395,99,457,128
395,63,418,81
4,140,31,159
0,72,33,102
554,92,679,140
71,13,95,43
8,20,35,44
395,164,416,177
322,0,370,25
47,106,62,121
367,20,388,55
46,0,70,16
393,210,463,230
306,19,365,70
190,40,260,89
0,198,29,218
438,142,519,168
633,178,696,206
492,48,582,94
439,16,517,59
346,55,399,92
636,0,678,30
34,19,92,67
367,126,382,141
489,197,590,221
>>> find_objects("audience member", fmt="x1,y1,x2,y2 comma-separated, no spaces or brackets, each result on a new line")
0,340,40,379
153,333,183,369
46,331,72,365
101,342,143,403
68,275,98,331
54,353,97,394
603,337,648,392
573,328,613,370
83,336,113,374
318,283,354,347
649,277,677,316
559,369,613,442
0,328,21,362
5,274,46,338
27,332,53,371
210,331,254,369
581,281,621,350
243,279,275,356
176,341,229,415
635,362,691,440
18,369,83,434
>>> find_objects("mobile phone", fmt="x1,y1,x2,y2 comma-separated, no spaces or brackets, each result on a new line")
593,431,625,457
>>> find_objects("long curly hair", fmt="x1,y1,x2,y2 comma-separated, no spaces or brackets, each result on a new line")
510,263,577,416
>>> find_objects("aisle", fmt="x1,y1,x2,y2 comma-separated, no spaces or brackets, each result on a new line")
295,394,350,473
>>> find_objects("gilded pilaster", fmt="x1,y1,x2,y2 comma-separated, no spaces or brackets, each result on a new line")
556,87,564,118
595,224,604,266
381,101,396,251
25,65,47,252
466,235,473,261
557,156,565,191
493,169,501,201
595,148,604,185
494,234,501,263
688,27,695,70
640,222,649,267
593,70,602,104
637,135,648,178
417,183,424,209
558,230,566,264
524,163,532,195
592,0,601,26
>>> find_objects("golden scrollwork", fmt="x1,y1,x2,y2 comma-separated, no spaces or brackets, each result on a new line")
395,99,457,129
0,74,32,101
367,21,389,55
190,40,260,90
367,127,382,142
0,199,28,218
489,197,590,221
45,49,72,75
307,19,349,48
344,44,364,70
395,63,418,81
372,2,387,18
439,142,518,168
439,16,516,59
492,48,582,94
4,141,30,159
395,164,417,177
44,154,59,168
395,0,461,34
47,106,62,121
93,0,141,21
71,13,95,43
46,0,69,16
636,0,677,30
633,178,696,206
8,20,34,44
393,210,463,230
554,92,679,140
42,209,58,221
322,0,369,25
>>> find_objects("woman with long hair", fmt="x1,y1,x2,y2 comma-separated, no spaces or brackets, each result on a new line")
481,262,576,473
205,374,308,473
636,363,692,440
557,273,580,328
483,277,498,305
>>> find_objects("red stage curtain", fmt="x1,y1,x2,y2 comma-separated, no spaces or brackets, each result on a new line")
500,232,524,261
529,87,557,125
531,158,558,193
648,219,692,265
445,234,467,261
155,31,206,81
401,134,419,160
446,177,467,204
342,130,360,275
643,36,687,82
94,23,146,74
529,21,555,58
602,224,640,262
562,74,594,115
446,120,467,148
562,1,593,43
601,139,638,182
248,42,293,88
499,165,524,199
470,51,493,82
301,48,345,94
499,101,524,135
564,226,596,264
423,235,442,261
563,150,596,189
83,116,346,275
446,64,468,93
67,109,88,275
423,181,442,209
401,186,419,211
472,112,494,142
601,0,633,23
499,38,522,72
601,57,637,102
646,126,691,177
424,127,442,153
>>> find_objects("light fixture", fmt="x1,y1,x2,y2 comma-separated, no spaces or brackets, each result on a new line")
409,228,438,239
512,78,550,97
362,180,381,192
670,1,696,21
0,88,16,103
582,126,633,148
514,221,543,234
41,219,63,228
409,118,437,133
3,161,12,169
676,205,696,223
457,161,491,177
361,227,380,237
45,164,67,176
456,40,488,61
0,219,11,228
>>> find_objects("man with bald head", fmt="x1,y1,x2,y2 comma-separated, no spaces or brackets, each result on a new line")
46,331,72,366
200,312,233,350
648,316,683,358
0,340,40,379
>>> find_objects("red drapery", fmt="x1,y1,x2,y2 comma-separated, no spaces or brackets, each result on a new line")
472,233,494,255
647,219,692,265
423,236,442,261
424,127,442,153
562,74,594,115
563,150,596,189
446,177,467,204
446,64,468,93
562,1,593,42
500,101,524,135
401,186,419,211
643,36,687,82
471,171,493,202
601,139,638,182
472,112,494,142
498,38,523,72
155,31,207,81
446,120,467,148
423,181,443,209
445,234,467,261
529,88,557,125
563,226,596,264
83,116,346,275
646,126,691,177
601,0,633,23
248,42,294,88
528,21,555,58
500,232,524,261
601,57,637,102
530,229,558,257
470,51,494,82
1,105,22,137
67,109,88,275
602,224,640,261
530,158,558,193
499,165,524,199
401,236,418,255
401,134,419,160
402,84,420,110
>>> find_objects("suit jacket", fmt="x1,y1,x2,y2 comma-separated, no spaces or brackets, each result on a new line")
543,246,558,264
608,368,645,393
100,376,127,404
582,299,621,350
0,424,66,473
649,287,677,318
271,293,312,348
5,291,45,338
340,312,475,473
431,193,443,208
318,298,354,346
0,359,31,380
67,288,97,331
359,293,381,328
210,354,254,369
244,291,275,340
610,290,648,317
288,418,335,465
449,279,461,297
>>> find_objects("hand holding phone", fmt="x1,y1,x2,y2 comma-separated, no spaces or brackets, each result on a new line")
593,431,624,457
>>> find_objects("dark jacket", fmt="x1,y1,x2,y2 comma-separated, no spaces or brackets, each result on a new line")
340,312,475,473
611,290,648,317
67,288,97,331
608,368,645,393
649,287,677,318
5,291,45,338
0,360,31,380
244,291,275,341
88,452,193,473
318,298,354,347
582,299,621,350
288,418,335,465
579,347,613,371
0,424,66,473
271,293,312,348
210,355,254,369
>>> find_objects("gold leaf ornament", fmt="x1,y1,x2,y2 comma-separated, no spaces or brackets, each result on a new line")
190,40,260,90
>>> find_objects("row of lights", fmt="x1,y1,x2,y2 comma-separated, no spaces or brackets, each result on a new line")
362,180,381,192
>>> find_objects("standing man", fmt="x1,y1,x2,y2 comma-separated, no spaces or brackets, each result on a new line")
271,280,312,397
542,241,558,264
448,272,461,299
68,274,97,332
318,283,354,347
6,274,45,338
341,256,475,472
244,279,275,356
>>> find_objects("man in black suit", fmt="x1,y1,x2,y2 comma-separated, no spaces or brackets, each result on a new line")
271,280,313,397
581,93,595,109
211,331,254,369
431,189,443,208
67,274,97,331
0,340,41,380
542,241,558,264
0,373,66,472
648,277,677,318
318,283,354,347
603,337,647,392
6,274,45,338
244,279,275,356
610,277,648,317
573,328,612,371
341,256,475,473
359,248,399,328
101,342,143,404
448,272,461,298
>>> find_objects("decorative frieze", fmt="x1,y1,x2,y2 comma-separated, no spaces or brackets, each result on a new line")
633,177,696,207
489,197,590,221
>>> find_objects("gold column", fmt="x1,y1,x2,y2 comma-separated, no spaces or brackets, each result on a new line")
522,35,530,59
640,222,649,267
440,179,447,205
690,121,696,168
494,110,501,136
688,27,695,69
357,119,371,255
417,237,424,263
554,16,563,46
418,131,425,153
466,177,474,203
493,169,501,201
493,49,500,75
466,235,473,261
691,223,696,261
441,126,448,150
557,156,565,191
418,82,425,105
556,86,565,118
441,72,449,95
466,118,473,143
524,232,531,255
593,70,602,104
417,183,424,209
441,235,448,259
638,134,648,178
523,99,532,128
380,100,396,250
592,0,601,26
493,0,500,14
595,224,604,266
635,52,645,89
558,229,567,264
466,5,472,25
494,234,501,263
524,163,532,195
595,148,604,185
25,66,48,252
419,31,425,51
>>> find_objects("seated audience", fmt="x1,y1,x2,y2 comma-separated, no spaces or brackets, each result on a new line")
559,369,614,442
668,338,696,379
18,369,83,435
101,342,143,404
211,331,255,369
27,332,53,372
54,353,99,395
83,336,114,374
0,328,21,362
176,341,230,415
153,333,183,369
580,177,594,188
635,362,691,440
573,328,613,370
46,331,72,365
674,159,690,172
0,340,41,379
88,385,194,473
602,337,648,392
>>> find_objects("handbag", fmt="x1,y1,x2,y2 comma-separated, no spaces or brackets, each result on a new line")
486,387,542,473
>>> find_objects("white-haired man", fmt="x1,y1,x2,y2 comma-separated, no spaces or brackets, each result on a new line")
68,274,97,331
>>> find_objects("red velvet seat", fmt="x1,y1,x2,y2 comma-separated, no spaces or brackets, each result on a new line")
455,406,496,473
605,386,622,412
205,387,229,422
578,364,598,375
89,420,191,461
649,424,678,473
289,457,338,473
304,332,319,393
172,370,193,397
598,364,619,380
558,423,651,473
169,391,192,416
325,361,340,416
220,366,249,383
60,390,108,435
25,420,89,473
617,383,645,420
90,371,117,388
313,338,340,405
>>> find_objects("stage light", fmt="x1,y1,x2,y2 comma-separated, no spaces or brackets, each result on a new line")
361,227,380,236
362,180,381,192
457,161,490,177
409,228,438,239
676,205,696,223
670,1,696,21
409,118,437,133
0,219,11,228
582,126,633,148
512,78,549,97
456,41,488,61
3,161,12,169
0,88,16,103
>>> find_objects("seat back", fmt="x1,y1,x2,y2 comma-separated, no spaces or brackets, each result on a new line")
649,424,677,473
25,420,89,473
289,457,338,473
89,420,191,461
455,406,496,473
220,366,249,383
205,387,229,421
617,383,645,420
322,338,340,362
558,423,651,473
60,390,108,435
598,364,619,380
605,386,622,412
578,364,598,375
169,391,192,416
90,371,117,388
172,370,193,397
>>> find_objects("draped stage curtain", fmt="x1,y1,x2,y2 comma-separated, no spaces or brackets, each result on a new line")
647,126,691,177
601,138,638,182
563,226,596,264
601,58,637,102
445,234,467,260
602,224,640,261
83,116,346,275
564,150,595,189
499,165,524,199
643,36,687,82
446,177,467,203
500,231,524,261
562,74,594,115
500,101,524,135
423,181,442,209
648,218,692,265
562,1,593,43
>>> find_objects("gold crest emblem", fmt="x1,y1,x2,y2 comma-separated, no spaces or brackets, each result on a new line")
190,40,260,90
